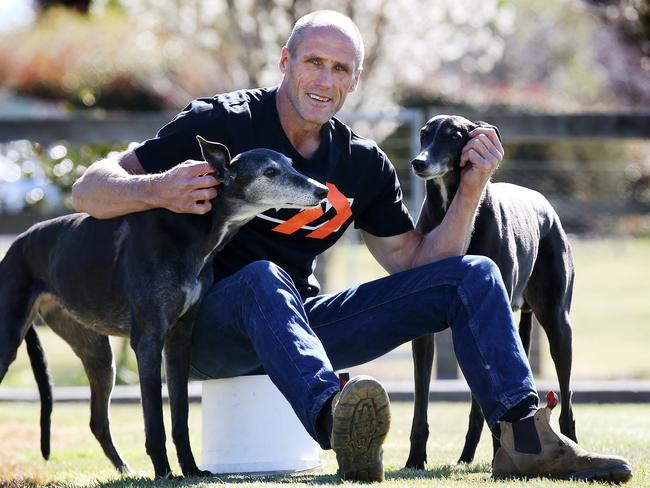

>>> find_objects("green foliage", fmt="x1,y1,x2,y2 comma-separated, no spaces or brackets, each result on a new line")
1,140,128,212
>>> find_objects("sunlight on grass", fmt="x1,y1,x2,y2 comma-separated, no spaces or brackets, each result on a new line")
0,402,648,487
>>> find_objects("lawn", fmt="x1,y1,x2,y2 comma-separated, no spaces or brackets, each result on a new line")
0,401,648,487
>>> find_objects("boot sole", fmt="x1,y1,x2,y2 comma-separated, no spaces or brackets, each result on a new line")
493,462,633,484
331,376,391,482
560,462,633,484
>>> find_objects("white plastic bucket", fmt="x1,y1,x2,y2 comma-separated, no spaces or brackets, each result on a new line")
201,375,322,474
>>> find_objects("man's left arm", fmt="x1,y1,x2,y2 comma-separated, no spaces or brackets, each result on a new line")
362,127,504,274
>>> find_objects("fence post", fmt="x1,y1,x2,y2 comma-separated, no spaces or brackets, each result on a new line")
406,109,426,214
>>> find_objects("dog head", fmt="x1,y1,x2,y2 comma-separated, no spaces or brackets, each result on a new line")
410,115,501,180
196,136,328,211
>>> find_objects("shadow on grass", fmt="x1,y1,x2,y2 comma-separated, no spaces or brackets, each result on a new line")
91,463,492,487
0,478,46,488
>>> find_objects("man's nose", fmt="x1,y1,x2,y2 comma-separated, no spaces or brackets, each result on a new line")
314,67,333,86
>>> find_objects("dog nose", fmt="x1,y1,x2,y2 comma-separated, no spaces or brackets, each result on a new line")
314,186,329,200
411,159,428,172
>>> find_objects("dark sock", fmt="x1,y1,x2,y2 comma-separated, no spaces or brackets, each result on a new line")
500,395,538,423
314,393,335,450
499,395,541,454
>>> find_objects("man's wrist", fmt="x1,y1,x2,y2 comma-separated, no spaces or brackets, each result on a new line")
137,173,165,211
455,185,484,209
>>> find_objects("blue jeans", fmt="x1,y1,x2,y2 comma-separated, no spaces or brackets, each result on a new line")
190,255,537,442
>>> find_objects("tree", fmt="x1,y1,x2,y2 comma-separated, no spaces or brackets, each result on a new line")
106,0,512,138
586,0,650,47
584,0,650,106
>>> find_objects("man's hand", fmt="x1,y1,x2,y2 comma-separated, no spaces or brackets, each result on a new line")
157,161,220,215
458,127,504,201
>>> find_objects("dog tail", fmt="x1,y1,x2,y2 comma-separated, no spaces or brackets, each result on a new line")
25,325,53,461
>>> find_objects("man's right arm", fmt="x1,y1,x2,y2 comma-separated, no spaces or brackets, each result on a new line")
71,149,219,219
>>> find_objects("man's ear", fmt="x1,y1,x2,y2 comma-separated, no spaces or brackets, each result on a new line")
279,46,290,74
473,121,502,143
349,68,362,93
196,135,231,182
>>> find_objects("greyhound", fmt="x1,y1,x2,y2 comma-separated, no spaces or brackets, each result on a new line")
404,115,576,469
0,137,328,478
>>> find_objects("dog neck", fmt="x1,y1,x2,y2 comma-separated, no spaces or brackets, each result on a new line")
205,194,262,255
424,170,461,225
423,169,491,228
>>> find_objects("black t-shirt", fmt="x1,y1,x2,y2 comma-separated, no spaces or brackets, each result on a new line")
134,86,414,298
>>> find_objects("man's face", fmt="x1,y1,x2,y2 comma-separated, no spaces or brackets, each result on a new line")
279,26,362,127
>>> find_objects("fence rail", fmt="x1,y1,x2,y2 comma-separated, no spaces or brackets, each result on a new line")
1,112,650,144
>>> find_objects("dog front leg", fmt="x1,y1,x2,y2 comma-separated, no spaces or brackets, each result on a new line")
164,317,210,477
131,328,172,478
405,334,434,470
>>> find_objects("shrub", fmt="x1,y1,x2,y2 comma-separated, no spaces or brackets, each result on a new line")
0,8,221,110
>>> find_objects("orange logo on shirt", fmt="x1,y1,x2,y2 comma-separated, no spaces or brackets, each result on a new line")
270,182,352,239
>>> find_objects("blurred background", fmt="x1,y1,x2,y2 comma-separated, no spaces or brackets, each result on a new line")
0,0,648,389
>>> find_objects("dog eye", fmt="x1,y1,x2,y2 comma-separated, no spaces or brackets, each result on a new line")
264,167,279,177
451,132,462,140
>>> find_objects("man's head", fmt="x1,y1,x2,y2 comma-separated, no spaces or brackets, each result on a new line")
286,10,364,72
277,10,364,128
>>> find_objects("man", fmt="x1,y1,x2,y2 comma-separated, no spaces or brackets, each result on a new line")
72,10,632,483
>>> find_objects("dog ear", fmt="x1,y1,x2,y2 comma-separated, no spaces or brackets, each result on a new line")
196,135,232,182
473,121,502,143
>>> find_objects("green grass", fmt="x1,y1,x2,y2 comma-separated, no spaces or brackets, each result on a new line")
0,401,647,487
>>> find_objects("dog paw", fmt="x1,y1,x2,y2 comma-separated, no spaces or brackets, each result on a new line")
403,460,426,470
116,464,136,476
182,467,213,477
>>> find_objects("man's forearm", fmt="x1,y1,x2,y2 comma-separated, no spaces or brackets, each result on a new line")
410,191,481,268
72,158,160,219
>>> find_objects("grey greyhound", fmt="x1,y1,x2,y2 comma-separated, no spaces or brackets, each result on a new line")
0,137,328,478
405,115,576,468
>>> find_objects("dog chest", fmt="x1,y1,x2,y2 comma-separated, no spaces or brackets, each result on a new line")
180,280,203,316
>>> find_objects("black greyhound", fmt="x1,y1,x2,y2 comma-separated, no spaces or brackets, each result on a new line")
405,115,576,469
0,137,328,478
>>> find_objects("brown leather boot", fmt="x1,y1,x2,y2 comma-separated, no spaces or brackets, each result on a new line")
330,375,391,482
493,406,632,483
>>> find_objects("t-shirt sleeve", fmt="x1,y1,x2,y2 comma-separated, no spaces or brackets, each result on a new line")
134,99,231,174
354,150,414,237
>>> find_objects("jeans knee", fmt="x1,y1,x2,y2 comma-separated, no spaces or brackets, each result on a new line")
239,260,280,279
458,255,503,292
238,260,296,297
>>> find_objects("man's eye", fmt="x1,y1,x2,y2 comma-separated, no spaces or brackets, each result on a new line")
309,59,320,66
